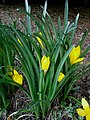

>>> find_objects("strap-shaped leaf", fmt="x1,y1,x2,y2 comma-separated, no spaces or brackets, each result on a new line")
49,45,74,100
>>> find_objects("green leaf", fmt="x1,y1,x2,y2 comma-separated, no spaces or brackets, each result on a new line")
64,0,68,30
58,16,62,36
79,31,88,49
69,13,79,46
49,45,74,100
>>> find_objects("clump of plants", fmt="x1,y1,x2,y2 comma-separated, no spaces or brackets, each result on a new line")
0,0,90,119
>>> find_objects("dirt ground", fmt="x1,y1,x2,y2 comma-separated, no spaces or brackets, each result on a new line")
0,1,90,119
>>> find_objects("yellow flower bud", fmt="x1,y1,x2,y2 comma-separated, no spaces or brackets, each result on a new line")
58,72,65,82
36,32,44,48
41,55,50,72
18,38,23,46
12,69,23,85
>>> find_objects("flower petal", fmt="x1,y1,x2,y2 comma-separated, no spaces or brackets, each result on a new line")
39,32,42,35
86,112,90,120
76,108,86,116
69,47,75,57
12,70,23,85
14,69,19,75
58,72,65,82
73,57,84,64
18,38,23,46
12,74,23,85
82,98,90,112
36,32,44,48
69,47,76,63
41,56,50,72
69,46,81,65
75,46,81,59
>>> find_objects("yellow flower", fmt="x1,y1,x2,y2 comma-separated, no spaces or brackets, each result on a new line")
18,38,23,46
36,32,44,48
41,55,50,72
12,69,23,85
58,72,65,82
69,46,84,65
76,98,90,120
